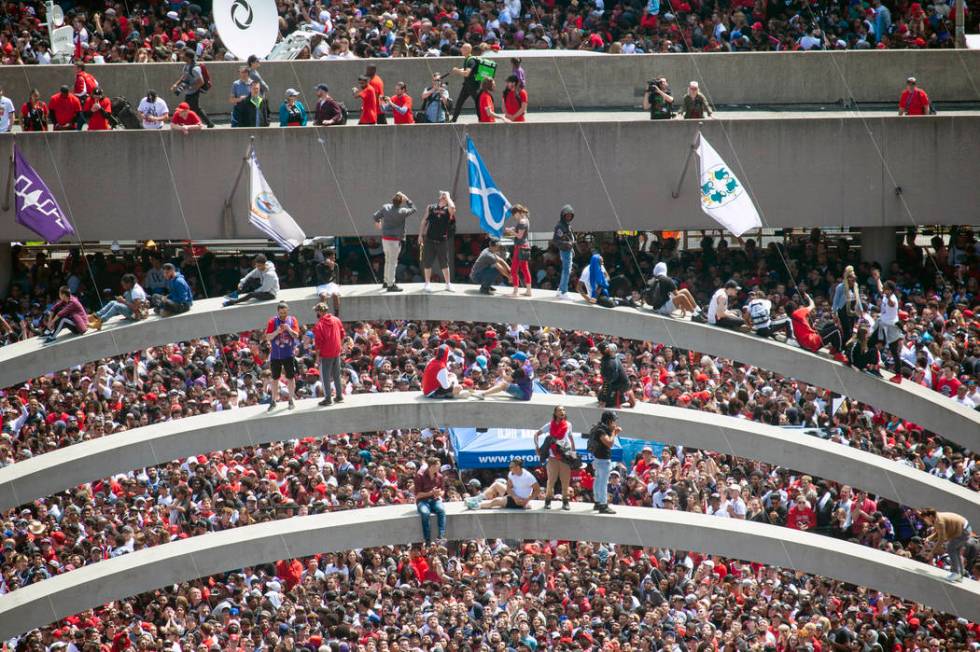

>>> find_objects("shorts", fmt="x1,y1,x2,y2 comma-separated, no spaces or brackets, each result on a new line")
656,298,676,316
505,496,523,509
270,357,296,380
506,384,531,400
425,386,455,399
877,321,903,345
422,239,449,269
317,282,340,297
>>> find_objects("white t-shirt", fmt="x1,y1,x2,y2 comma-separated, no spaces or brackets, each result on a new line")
137,97,169,129
508,470,537,500
707,288,728,324
0,96,15,132
879,293,899,325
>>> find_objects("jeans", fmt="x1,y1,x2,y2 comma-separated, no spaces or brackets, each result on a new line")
947,522,971,576
319,356,344,400
382,238,401,286
95,301,132,321
593,458,611,505
559,249,572,293
226,291,275,305
416,498,446,542
473,266,501,291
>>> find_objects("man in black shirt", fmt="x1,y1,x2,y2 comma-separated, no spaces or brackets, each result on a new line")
588,410,619,515
419,192,455,292
448,43,482,122
599,343,635,408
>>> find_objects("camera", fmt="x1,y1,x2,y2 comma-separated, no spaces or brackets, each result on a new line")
647,79,661,92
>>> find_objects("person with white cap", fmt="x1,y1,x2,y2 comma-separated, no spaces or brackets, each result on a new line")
682,81,712,119
899,77,930,116
645,261,698,317
279,89,308,127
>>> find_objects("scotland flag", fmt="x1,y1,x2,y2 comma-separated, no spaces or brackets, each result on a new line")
466,136,511,238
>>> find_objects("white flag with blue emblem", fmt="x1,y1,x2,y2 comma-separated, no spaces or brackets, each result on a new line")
466,136,511,238
248,150,306,252
696,134,762,238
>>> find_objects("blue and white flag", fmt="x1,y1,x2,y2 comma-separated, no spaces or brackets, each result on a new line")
248,149,306,252
466,136,511,238
696,134,762,237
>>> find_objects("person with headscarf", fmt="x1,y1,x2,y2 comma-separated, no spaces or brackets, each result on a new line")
576,252,612,307
645,261,698,317
533,406,575,510
422,345,469,398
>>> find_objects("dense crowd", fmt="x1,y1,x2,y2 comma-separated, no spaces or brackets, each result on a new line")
0,0,971,71
0,225,977,650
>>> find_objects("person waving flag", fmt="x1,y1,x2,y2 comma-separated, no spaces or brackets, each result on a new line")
466,136,511,238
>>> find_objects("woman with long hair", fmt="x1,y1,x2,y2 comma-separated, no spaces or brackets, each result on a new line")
847,322,880,375
832,265,863,339
504,204,532,296
533,406,574,510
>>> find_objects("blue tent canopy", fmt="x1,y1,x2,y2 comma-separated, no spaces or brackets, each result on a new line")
449,426,623,469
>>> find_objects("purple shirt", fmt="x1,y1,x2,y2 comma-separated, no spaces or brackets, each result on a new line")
266,316,298,360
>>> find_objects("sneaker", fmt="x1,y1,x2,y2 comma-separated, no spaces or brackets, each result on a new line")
556,292,571,301
543,500,551,510
479,287,493,295
334,396,344,403
222,299,236,307
318,397,333,406
387,285,404,293
597,504,617,515
890,374,903,384
445,283,455,292
474,392,485,400
561,500,571,511
465,497,480,510
457,390,470,399
423,283,433,293
832,352,848,364
381,282,388,290
267,400,276,412
42,335,56,344
288,398,295,410
947,571,964,582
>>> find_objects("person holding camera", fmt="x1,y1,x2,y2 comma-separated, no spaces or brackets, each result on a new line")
588,411,620,514
420,74,450,124
643,77,674,120
171,49,214,128
533,406,576,511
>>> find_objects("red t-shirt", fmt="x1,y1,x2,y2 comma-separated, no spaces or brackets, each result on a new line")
368,75,384,112
478,91,496,123
899,88,929,115
389,94,414,124
358,86,378,124
84,97,112,131
172,109,202,126
934,375,961,397
790,307,822,352
503,88,528,121
49,92,82,127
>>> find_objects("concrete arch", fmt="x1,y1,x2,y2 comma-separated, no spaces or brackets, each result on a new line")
0,392,976,524
0,503,977,640
0,285,974,449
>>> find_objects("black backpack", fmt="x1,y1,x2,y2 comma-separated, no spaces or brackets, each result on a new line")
337,102,349,125
110,96,142,129
586,424,605,456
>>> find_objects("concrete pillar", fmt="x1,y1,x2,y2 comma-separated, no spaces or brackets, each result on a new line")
860,227,897,269
0,243,10,299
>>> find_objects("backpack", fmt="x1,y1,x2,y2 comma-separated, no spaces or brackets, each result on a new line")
337,102,348,125
586,424,604,456
110,97,142,129
198,63,212,92
473,57,497,82
644,276,667,310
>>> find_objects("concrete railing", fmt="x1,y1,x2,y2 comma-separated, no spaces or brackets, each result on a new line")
0,504,976,639
0,116,978,241
1,285,975,447
2,51,978,117
1,393,976,524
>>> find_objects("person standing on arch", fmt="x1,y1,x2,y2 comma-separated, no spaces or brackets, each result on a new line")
504,204,532,297
419,192,456,293
373,192,416,293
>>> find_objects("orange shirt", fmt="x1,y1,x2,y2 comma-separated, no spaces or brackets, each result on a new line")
358,86,378,124
478,91,495,123
389,94,414,124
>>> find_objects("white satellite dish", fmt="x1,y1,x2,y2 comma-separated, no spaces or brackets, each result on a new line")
213,0,278,61
51,4,64,27
50,25,73,55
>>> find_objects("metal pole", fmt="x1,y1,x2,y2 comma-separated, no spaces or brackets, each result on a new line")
671,126,702,199
1,152,13,212
221,136,255,235
955,0,966,48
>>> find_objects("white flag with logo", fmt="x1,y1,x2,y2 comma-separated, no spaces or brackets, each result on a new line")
248,151,306,252
695,134,762,237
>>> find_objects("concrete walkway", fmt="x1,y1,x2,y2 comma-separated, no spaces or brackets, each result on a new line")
0,393,975,523
0,503,976,639
0,284,975,448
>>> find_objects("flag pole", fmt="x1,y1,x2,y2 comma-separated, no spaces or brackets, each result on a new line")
670,126,703,199
1,150,13,212
450,130,467,204
221,136,255,237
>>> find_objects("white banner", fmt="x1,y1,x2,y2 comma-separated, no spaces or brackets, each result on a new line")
696,134,763,237
248,152,306,252
213,0,279,61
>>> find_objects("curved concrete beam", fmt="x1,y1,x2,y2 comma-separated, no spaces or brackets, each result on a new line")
0,285,974,449
0,392,976,525
0,503,977,639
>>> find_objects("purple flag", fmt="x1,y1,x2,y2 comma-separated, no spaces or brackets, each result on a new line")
13,145,74,243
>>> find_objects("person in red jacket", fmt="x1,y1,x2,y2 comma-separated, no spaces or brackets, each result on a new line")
44,286,88,343
422,344,469,398
787,495,817,530
83,88,112,131
73,62,99,102
49,86,82,131
312,303,346,406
